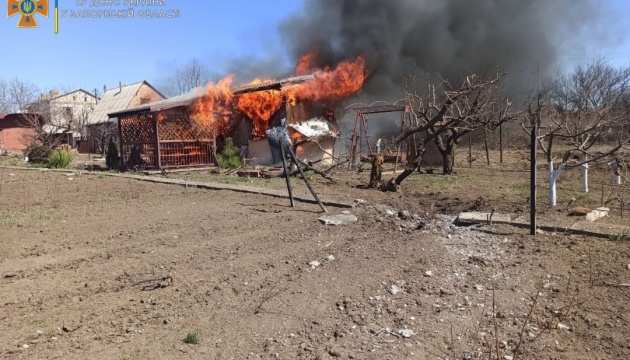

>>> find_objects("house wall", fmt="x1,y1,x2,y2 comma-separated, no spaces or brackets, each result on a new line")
128,83,165,107
0,128,34,152
50,91,97,128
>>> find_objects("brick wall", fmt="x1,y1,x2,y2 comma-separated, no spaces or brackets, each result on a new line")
128,83,164,107
0,128,34,152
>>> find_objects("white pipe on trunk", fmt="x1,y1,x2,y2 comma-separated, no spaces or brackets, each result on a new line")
549,162,556,206
548,161,565,207
615,175,622,185
582,162,589,192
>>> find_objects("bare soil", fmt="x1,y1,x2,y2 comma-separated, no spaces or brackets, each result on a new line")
1,158,630,359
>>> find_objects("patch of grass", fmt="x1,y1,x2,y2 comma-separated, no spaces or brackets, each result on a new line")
184,331,199,345
0,210,19,226
28,163,49,169
0,154,24,166
610,232,630,242
48,150,74,169
97,174,106,179
0,208,63,227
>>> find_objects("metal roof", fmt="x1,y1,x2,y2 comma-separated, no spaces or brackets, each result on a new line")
232,74,315,94
88,81,164,124
107,75,316,118
107,86,205,117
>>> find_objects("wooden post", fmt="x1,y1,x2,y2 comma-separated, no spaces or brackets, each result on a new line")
279,142,294,208
393,145,402,174
349,112,360,168
286,144,327,212
152,113,162,170
499,123,503,164
468,131,472,168
117,116,124,166
483,127,490,166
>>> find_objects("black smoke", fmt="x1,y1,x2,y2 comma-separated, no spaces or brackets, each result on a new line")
279,0,614,100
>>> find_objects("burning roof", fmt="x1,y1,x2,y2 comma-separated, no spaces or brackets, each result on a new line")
110,53,368,140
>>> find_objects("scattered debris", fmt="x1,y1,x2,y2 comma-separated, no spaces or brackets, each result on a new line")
585,207,609,222
557,323,570,331
424,271,433,277
309,261,321,269
326,255,335,261
569,207,591,216
133,276,173,291
385,209,396,216
388,284,402,295
398,210,411,220
318,214,358,226
398,329,414,338
354,199,366,204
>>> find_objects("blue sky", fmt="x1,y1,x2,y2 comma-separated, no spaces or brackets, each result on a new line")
0,0,305,94
0,0,628,96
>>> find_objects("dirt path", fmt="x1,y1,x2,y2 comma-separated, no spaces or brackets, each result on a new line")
1,169,630,359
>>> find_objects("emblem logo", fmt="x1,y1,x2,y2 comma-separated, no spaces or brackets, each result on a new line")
8,0,49,28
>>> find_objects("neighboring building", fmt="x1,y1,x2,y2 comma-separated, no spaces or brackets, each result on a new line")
86,81,165,153
0,113,44,153
25,89,98,147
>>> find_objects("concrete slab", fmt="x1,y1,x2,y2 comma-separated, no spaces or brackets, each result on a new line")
318,214,358,226
457,212,511,225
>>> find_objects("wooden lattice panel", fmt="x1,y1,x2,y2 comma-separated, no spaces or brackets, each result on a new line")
158,117,214,141
119,115,156,144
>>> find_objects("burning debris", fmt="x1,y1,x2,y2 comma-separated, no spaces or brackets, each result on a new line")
287,117,339,140
189,53,366,136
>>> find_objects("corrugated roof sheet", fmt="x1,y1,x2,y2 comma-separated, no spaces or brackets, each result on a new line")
107,86,205,117
87,82,148,124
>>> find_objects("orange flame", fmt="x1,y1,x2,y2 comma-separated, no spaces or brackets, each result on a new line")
284,56,367,106
236,79,283,136
190,75,235,134
295,48,318,75
186,53,367,139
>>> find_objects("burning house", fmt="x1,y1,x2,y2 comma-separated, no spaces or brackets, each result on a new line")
108,55,367,171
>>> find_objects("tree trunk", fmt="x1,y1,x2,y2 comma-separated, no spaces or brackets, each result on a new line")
442,146,455,175
368,155,383,189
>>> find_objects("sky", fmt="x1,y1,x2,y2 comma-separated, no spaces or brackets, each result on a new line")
0,0,629,97
0,0,305,95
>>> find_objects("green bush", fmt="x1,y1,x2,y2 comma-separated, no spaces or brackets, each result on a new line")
48,150,74,169
216,138,242,169
106,139,120,170
25,144,53,164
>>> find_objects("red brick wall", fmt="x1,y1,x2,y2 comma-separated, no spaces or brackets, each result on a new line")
0,128,34,152
128,83,164,107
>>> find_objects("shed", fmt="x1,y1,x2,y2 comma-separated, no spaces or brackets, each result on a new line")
109,75,339,171
0,113,42,153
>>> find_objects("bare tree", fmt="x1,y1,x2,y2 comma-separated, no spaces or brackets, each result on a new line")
162,59,212,97
522,58,630,206
70,102,96,140
0,77,40,113
415,71,515,174
373,69,518,190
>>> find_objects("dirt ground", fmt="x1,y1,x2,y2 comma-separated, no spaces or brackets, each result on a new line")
1,159,630,359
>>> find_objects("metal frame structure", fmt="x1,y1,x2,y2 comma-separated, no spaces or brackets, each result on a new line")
345,101,417,167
